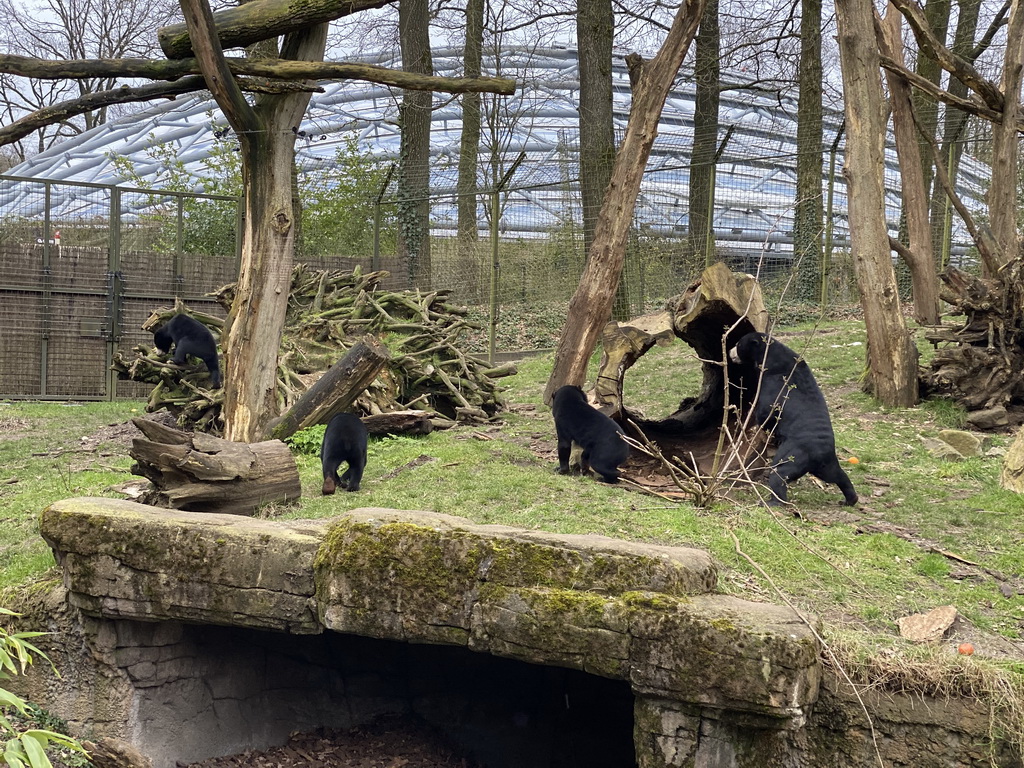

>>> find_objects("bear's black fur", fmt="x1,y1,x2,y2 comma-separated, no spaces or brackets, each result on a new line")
729,332,857,507
153,314,222,388
551,385,629,483
320,413,368,494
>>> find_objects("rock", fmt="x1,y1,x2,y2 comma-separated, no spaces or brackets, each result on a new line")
966,406,1009,430
920,437,964,461
936,429,987,458
82,738,152,768
897,605,959,643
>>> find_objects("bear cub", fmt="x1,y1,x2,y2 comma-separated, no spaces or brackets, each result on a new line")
321,413,368,494
551,385,629,483
153,313,221,388
728,331,857,506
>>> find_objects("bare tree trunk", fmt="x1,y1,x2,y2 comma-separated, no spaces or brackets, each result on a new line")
178,0,329,442
910,0,951,208
685,0,720,271
988,0,1024,269
794,0,823,301
397,0,433,289
455,0,484,302
543,0,708,403
835,0,918,407
928,0,981,262
577,0,624,318
879,5,940,324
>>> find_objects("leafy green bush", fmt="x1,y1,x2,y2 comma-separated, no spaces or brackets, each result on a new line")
284,425,327,456
0,608,87,768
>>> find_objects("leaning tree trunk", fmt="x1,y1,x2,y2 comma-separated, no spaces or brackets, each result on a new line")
836,0,918,407
543,0,708,404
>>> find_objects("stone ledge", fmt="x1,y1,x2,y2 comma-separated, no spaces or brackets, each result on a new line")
41,497,820,723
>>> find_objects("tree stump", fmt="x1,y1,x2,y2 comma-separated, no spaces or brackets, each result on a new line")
129,418,301,515
593,263,770,477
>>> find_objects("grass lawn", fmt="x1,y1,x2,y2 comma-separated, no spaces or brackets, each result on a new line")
2,316,1023,745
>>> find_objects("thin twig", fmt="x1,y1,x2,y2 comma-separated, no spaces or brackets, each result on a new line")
729,530,886,768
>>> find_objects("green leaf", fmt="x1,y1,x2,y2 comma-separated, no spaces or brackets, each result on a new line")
3,739,28,768
22,732,85,753
18,733,53,768
0,688,29,715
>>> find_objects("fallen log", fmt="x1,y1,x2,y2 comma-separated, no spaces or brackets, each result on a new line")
362,410,434,436
129,418,300,516
267,337,390,441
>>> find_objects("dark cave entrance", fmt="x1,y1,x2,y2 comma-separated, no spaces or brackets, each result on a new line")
122,620,638,768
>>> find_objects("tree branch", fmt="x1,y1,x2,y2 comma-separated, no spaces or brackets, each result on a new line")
0,77,206,147
877,54,1017,126
0,54,516,95
178,0,258,134
159,0,394,59
889,0,1004,111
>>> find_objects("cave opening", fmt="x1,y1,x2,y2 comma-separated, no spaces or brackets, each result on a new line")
119,619,638,768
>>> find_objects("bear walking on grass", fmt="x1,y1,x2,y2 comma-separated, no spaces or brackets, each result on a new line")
321,413,368,494
152,313,221,389
728,332,857,507
551,385,629,484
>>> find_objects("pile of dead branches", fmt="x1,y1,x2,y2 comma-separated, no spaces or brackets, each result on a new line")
113,265,515,433
920,253,1024,428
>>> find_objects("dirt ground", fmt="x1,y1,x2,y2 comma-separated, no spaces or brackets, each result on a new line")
184,715,475,768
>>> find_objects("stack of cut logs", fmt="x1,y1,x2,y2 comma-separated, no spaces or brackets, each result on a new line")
113,265,515,434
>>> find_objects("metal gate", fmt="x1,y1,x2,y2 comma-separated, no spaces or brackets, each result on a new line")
0,176,240,400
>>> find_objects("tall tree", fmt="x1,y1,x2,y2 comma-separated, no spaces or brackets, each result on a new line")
455,0,485,301
987,0,1024,268
177,0,329,442
835,0,918,407
576,0,625,316
911,0,951,212
685,0,720,271
878,5,940,324
576,0,623,317
927,0,982,260
544,0,709,403
793,0,823,301
397,0,434,288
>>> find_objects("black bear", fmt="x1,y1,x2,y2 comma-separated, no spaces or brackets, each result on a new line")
153,314,221,388
551,385,629,484
728,332,857,506
320,413,368,494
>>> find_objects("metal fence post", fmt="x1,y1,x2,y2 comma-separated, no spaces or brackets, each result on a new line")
488,152,526,365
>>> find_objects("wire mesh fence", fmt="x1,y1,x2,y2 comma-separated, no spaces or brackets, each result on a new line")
0,126,986,400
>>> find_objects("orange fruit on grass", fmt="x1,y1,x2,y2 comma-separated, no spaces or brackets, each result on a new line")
958,643,975,655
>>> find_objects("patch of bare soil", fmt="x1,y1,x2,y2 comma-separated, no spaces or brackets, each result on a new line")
185,715,474,768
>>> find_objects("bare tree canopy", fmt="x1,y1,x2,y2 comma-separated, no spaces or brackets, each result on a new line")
0,0,178,159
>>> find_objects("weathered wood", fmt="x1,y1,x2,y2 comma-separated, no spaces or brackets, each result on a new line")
542,0,708,404
595,264,768,429
129,418,300,516
267,337,390,441
0,54,516,95
362,410,434,436
160,0,393,59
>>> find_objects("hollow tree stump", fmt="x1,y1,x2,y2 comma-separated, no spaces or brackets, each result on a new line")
595,262,769,430
129,418,300,515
